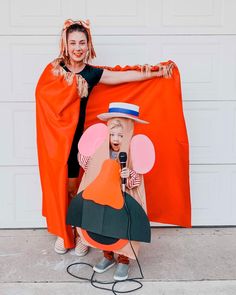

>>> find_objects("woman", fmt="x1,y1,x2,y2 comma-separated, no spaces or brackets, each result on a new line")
36,19,187,256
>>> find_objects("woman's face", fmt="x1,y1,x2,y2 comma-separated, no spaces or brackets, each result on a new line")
110,126,124,152
67,31,88,63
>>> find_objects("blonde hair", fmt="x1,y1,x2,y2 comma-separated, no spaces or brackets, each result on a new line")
108,119,124,131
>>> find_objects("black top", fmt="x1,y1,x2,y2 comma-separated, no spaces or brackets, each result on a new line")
60,62,104,178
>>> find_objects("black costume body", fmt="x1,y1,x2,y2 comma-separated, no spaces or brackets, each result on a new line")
60,62,104,178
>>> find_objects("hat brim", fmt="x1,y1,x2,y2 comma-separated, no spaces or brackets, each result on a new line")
97,112,149,124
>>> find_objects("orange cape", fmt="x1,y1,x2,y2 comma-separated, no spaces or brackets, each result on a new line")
36,61,191,248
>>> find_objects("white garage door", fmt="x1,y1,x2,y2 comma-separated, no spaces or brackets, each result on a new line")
0,0,236,228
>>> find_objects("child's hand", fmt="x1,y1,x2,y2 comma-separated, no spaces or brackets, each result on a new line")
68,178,79,198
120,167,130,179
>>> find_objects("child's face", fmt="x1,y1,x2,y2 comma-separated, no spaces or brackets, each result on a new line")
109,126,124,152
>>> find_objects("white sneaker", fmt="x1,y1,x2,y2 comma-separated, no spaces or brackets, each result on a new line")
54,237,68,254
75,236,89,256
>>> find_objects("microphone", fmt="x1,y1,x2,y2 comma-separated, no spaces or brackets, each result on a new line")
119,152,127,192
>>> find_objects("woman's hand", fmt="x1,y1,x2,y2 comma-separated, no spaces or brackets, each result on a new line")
68,177,79,198
120,167,130,179
156,62,175,78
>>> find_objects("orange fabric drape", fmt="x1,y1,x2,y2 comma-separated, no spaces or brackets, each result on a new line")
36,61,191,248
36,63,81,248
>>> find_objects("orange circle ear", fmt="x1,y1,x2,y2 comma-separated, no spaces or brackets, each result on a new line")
81,229,128,251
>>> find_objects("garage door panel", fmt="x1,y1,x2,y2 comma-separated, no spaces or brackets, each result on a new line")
191,165,236,225
184,101,236,164
86,0,148,27
159,36,236,101
1,165,235,228
93,37,150,68
0,103,37,165
161,40,220,100
95,36,236,102
0,166,45,228
162,0,223,28
1,0,236,35
0,37,58,101
1,101,235,166
230,170,236,224
1,36,236,102
0,0,87,35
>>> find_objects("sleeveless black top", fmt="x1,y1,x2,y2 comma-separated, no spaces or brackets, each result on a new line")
60,62,104,177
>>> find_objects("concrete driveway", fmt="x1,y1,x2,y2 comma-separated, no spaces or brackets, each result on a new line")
1,228,236,294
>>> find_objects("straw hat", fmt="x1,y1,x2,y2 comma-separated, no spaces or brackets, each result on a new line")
97,102,149,124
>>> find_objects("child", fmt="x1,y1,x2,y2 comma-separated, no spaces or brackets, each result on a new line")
78,102,149,281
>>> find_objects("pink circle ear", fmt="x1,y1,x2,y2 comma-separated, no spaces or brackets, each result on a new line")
78,123,108,157
130,135,155,174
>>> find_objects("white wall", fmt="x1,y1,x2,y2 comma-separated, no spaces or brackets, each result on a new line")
0,0,236,227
